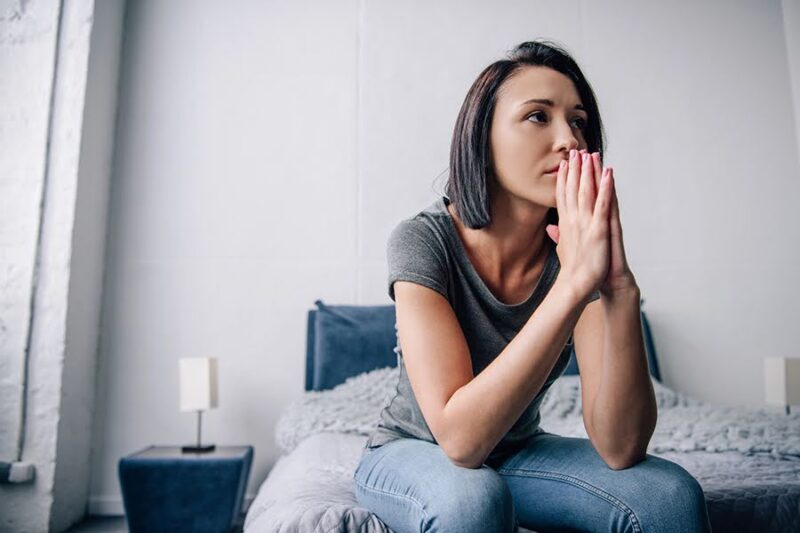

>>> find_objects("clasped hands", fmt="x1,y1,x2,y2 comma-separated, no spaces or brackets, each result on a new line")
544,148,638,299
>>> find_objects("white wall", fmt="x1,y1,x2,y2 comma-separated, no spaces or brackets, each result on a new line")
89,0,800,514
0,2,62,529
784,0,800,157
52,0,126,528
89,0,360,515
0,0,59,466
0,0,124,530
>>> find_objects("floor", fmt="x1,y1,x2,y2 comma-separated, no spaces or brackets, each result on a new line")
66,516,127,532
67,515,245,532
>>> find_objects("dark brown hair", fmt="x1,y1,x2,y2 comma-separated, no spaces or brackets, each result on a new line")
446,40,606,229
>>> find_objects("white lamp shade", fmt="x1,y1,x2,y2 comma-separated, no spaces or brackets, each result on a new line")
179,357,219,411
764,357,800,406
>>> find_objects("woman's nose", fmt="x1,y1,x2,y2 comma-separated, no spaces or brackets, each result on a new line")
554,122,579,153
555,135,579,154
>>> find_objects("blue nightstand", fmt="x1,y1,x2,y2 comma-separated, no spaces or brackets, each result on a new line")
118,445,253,533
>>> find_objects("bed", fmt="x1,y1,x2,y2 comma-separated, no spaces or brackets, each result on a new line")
243,300,800,533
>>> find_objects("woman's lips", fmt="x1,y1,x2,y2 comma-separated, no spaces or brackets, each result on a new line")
545,161,567,174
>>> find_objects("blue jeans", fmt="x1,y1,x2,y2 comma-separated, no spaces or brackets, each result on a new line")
353,432,712,532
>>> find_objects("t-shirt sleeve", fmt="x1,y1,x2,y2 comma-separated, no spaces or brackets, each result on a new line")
386,219,449,302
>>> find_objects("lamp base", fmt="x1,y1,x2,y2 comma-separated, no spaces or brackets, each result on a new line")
181,444,216,453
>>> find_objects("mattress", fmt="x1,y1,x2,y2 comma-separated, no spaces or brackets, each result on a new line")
656,450,800,532
243,432,800,533
245,370,800,532
244,433,388,533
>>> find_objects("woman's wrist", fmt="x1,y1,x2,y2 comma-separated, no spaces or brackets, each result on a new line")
599,280,641,306
551,276,592,310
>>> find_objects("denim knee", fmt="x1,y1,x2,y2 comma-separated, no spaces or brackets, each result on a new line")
661,465,707,510
423,466,516,533
634,459,710,531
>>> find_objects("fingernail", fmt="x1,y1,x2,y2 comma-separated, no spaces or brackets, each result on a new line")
570,149,576,159
582,153,589,162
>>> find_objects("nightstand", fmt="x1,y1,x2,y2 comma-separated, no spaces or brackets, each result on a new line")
118,445,253,533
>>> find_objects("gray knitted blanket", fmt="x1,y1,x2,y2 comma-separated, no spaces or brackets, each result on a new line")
275,367,800,460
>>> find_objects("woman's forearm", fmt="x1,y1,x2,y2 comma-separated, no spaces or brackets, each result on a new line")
441,277,588,468
590,287,657,468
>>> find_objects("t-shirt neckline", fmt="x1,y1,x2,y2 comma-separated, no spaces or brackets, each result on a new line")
437,196,556,309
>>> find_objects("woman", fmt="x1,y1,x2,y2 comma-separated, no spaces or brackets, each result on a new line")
353,40,712,532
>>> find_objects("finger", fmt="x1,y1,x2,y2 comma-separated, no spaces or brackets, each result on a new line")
609,168,622,238
566,149,579,214
578,151,596,215
591,152,603,198
608,168,627,259
546,224,560,244
592,166,613,233
555,160,567,218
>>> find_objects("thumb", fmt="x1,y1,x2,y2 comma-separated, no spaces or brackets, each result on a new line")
546,224,560,244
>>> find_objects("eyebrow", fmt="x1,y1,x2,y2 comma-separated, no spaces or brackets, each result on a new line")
520,98,586,111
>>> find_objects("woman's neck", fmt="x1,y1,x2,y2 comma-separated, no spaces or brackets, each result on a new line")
447,195,550,282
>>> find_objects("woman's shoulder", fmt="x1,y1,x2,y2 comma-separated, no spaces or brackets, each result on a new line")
386,198,453,302
388,197,451,249
387,217,446,257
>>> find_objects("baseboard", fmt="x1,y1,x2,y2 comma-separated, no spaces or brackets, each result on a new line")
88,493,256,516
88,495,124,516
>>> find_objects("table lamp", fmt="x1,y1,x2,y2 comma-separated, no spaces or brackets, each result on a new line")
179,357,219,452
764,357,800,415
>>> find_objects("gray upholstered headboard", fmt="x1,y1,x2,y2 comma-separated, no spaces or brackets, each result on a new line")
305,298,661,391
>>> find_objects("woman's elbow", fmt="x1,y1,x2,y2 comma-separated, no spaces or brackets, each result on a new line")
603,450,647,470
441,440,486,469
448,456,483,469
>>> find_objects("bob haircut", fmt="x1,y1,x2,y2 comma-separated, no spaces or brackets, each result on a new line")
446,40,606,229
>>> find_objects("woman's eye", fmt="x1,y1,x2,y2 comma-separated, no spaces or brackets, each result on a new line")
571,117,587,130
527,112,586,130
526,111,547,123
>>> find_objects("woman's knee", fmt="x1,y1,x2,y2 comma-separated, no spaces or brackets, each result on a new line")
631,457,711,531
424,466,516,533
353,442,517,532
649,458,706,504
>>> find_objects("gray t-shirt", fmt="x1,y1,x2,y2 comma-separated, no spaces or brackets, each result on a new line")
364,196,599,465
